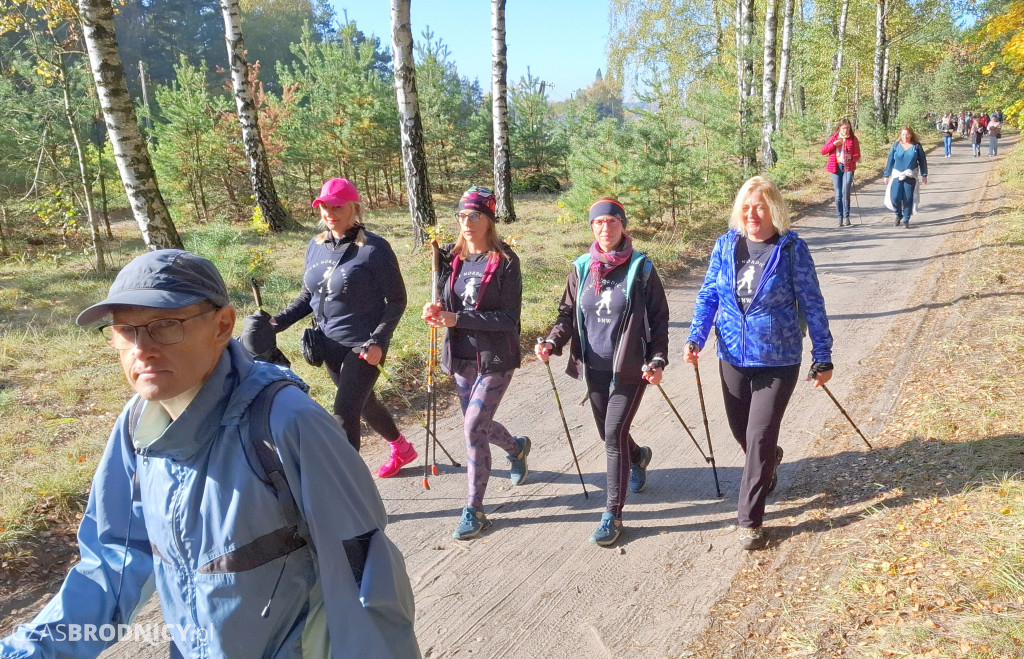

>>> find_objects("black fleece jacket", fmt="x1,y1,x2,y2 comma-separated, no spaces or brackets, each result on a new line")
437,242,522,375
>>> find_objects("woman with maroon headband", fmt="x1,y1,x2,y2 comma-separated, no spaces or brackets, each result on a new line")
536,197,670,547
423,186,528,540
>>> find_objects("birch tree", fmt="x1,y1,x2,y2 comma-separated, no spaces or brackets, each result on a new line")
761,0,778,168
774,0,794,130
220,0,293,232
830,0,850,106
736,0,756,169
390,0,435,245
79,0,182,249
491,0,515,223
873,0,888,125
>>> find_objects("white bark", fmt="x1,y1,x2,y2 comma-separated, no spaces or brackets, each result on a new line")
873,0,887,124
78,0,181,250
220,0,292,231
774,0,794,129
761,0,778,167
390,0,435,245
492,0,515,223
830,0,850,105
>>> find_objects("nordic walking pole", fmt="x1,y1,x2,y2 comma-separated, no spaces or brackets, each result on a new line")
820,383,873,449
852,186,863,224
537,338,588,498
691,358,723,497
364,355,460,466
641,366,707,460
422,240,442,489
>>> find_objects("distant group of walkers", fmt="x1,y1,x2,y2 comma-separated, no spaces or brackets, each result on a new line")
936,110,1003,158
821,112,1006,229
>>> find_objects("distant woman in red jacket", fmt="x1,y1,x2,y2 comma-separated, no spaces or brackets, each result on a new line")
821,119,861,227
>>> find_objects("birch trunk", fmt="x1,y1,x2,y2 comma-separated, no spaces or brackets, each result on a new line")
830,0,849,106
873,0,887,125
880,45,890,126
492,0,515,223
78,0,182,250
220,0,293,232
736,0,756,169
390,0,435,245
761,0,778,168
774,0,794,129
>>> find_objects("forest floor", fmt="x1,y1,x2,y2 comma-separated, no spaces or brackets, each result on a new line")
2,133,1021,658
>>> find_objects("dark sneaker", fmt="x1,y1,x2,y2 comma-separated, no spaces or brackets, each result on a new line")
837,218,844,227
589,513,622,547
766,445,784,496
628,446,652,493
739,526,766,550
452,506,492,540
894,217,902,226
508,436,531,486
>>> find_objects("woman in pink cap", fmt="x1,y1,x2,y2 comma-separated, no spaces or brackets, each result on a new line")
270,178,417,477
422,186,528,540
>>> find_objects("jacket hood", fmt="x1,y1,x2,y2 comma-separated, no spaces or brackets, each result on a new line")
139,339,307,461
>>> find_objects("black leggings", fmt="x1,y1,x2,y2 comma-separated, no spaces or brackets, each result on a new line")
719,361,800,528
585,369,647,518
323,341,400,451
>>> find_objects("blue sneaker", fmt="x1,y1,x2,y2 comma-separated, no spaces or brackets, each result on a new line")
452,506,491,540
590,513,622,546
508,436,530,486
628,446,652,493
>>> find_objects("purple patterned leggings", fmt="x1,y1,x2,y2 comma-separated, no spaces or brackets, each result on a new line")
451,358,519,508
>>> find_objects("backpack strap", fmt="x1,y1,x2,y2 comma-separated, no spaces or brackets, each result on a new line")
247,379,311,548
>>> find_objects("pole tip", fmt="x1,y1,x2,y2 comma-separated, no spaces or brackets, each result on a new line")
431,465,439,476
423,478,430,490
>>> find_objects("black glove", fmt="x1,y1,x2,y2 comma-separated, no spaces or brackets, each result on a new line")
648,357,667,370
807,362,834,380
241,311,292,368
685,341,699,354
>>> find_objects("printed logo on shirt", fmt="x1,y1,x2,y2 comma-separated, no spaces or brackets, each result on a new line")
737,265,756,295
592,277,626,324
461,276,481,307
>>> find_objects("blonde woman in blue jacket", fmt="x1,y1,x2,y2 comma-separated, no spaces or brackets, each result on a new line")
684,177,834,551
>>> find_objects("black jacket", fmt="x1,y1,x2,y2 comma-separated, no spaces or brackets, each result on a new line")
438,242,522,375
545,251,669,385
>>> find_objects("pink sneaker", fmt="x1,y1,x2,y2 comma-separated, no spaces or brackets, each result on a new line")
377,437,418,478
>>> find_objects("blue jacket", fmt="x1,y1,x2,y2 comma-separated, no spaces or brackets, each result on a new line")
0,341,419,658
688,230,832,367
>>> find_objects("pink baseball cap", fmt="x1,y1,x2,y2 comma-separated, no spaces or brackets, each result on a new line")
312,178,360,208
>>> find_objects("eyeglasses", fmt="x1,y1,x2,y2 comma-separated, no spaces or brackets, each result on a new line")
455,211,484,224
99,307,218,350
591,216,622,227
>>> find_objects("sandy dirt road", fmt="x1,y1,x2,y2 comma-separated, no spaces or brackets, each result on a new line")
53,137,1007,658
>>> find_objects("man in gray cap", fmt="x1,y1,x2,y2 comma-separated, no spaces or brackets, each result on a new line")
0,249,419,658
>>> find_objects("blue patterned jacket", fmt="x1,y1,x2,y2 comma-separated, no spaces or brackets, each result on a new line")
687,230,832,367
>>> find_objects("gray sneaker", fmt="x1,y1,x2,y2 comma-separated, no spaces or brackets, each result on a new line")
508,436,530,486
739,526,766,550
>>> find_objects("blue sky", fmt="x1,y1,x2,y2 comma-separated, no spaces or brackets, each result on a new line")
329,1,609,101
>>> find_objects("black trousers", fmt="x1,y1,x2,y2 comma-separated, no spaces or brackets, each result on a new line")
585,369,646,518
323,341,400,451
719,361,800,528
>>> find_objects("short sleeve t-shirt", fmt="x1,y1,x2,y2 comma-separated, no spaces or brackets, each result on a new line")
580,264,629,371
735,234,779,313
450,252,489,360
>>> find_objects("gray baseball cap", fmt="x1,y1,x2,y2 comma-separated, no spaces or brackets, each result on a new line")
76,249,230,326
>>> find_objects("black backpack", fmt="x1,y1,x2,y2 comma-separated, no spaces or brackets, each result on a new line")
126,379,371,594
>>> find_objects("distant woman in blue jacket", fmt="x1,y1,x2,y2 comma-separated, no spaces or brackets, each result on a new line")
684,176,833,551
883,125,929,228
